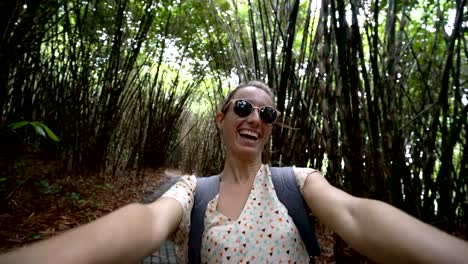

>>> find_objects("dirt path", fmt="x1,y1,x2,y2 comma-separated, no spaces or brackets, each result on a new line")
142,170,181,204
141,241,178,264
141,173,180,264
163,168,183,178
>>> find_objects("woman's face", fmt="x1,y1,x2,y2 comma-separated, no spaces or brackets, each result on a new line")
217,86,275,161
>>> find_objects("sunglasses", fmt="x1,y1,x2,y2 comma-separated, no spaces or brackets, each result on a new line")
224,99,280,124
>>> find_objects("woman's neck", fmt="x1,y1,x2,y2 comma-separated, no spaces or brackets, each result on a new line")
221,155,263,184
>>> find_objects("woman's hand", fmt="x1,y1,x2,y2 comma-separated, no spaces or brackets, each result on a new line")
0,197,182,264
302,171,468,263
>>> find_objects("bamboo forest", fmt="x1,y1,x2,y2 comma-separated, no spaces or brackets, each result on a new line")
0,0,466,262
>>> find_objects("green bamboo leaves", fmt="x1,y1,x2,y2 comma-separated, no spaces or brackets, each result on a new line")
8,121,60,142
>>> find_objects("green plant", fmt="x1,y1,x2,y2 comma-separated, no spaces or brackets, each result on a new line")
68,192,81,200
35,180,61,194
0,176,6,192
28,234,42,240
8,121,59,142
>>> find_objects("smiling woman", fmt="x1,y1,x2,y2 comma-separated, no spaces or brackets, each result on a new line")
217,82,275,163
218,81,277,165
1,80,468,264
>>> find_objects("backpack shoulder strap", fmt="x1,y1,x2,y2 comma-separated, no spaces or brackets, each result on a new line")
270,166,321,258
188,175,220,264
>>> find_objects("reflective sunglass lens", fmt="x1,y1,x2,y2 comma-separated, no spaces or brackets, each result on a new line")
260,107,277,124
232,99,277,123
233,100,253,117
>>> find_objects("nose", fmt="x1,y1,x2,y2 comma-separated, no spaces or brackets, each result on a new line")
246,108,262,125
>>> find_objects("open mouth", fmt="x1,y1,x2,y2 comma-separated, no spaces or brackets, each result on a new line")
239,129,260,141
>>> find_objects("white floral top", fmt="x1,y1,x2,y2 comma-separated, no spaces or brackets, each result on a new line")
161,164,318,263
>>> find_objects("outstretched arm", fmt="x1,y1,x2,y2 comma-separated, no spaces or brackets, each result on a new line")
0,197,182,264
303,171,468,263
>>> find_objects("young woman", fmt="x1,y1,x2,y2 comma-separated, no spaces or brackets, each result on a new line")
1,81,467,263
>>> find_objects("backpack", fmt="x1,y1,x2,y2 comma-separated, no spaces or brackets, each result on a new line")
188,166,320,263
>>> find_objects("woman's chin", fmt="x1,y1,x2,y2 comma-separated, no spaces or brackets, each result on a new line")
225,137,265,161
232,145,262,161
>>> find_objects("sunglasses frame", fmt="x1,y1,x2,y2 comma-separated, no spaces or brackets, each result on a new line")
223,99,281,124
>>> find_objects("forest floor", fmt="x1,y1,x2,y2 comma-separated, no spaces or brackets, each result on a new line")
0,163,339,263
0,164,167,252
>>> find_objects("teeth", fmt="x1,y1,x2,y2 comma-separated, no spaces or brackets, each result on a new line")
239,130,259,139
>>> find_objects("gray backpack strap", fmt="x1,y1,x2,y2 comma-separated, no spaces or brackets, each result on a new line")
188,175,220,264
270,167,321,259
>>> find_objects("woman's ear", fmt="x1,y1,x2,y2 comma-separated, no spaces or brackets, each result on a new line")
216,111,224,129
